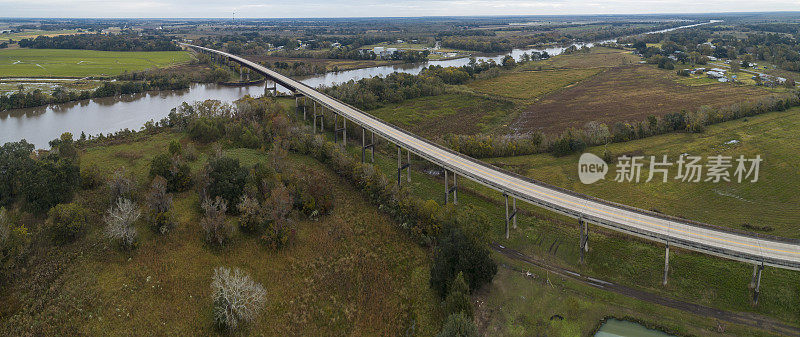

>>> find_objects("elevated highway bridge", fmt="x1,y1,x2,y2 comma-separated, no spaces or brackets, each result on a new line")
182,43,800,302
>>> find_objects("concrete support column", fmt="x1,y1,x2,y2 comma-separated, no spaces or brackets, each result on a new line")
397,146,402,186
361,128,375,164
749,264,759,289
343,119,347,146
453,174,457,204
754,264,764,305
444,170,449,204
663,242,670,286
512,197,517,229
407,149,411,183
505,194,510,239
579,219,586,264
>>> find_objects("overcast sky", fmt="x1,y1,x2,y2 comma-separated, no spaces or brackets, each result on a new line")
2,0,800,18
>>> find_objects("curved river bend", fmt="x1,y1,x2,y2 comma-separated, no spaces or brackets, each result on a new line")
0,21,718,148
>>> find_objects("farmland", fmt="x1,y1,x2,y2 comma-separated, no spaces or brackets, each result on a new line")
516,64,774,134
0,49,193,78
0,132,440,335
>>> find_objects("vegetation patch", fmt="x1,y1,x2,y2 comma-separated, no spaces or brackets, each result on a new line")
0,49,193,77
467,68,601,101
369,93,514,137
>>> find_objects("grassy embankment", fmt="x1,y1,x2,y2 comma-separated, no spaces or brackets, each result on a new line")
0,131,440,335
312,101,800,335
0,49,194,78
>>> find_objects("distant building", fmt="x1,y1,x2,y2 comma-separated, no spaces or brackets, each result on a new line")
707,71,725,79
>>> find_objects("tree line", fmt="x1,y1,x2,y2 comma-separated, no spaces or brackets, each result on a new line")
18,34,180,51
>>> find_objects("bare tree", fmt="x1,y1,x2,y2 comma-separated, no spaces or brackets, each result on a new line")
146,176,174,234
107,167,136,202
104,198,141,249
201,196,229,246
211,266,266,331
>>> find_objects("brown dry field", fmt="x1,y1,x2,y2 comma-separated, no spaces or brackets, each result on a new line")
514,64,775,134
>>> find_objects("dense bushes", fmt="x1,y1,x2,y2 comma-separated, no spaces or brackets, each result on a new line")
48,203,90,244
149,153,192,192
0,208,30,281
205,157,249,212
21,154,81,213
430,227,497,298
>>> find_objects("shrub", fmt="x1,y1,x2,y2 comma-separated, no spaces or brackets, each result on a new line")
149,153,191,192
211,266,266,331
22,158,80,213
261,182,294,249
0,141,35,207
206,156,248,212
80,163,103,190
168,140,182,156
443,272,473,318
104,198,141,250
189,117,224,143
0,208,30,279
184,143,199,162
430,227,497,298
294,172,334,218
48,203,89,244
146,176,175,234
436,312,478,337
237,195,267,233
201,196,229,246
107,167,136,201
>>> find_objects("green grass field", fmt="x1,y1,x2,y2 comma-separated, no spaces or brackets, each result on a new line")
0,49,193,78
489,106,800,238
0,132,440,335
312,100,799,334
467,68,601,101
368,93,516,137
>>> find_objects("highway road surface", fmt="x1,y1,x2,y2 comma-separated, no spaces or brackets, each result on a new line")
183,43,800,271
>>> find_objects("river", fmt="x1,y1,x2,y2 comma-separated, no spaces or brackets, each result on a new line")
0,20,718,148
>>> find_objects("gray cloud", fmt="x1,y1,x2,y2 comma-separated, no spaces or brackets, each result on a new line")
1,0,799,18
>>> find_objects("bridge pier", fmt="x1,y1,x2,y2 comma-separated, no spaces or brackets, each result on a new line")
334,114,347,146
753,263,764,305
264,80,277,96
361,128,375,163
313,104,324,133
663,242,670,286
579,219,588,264
444,170,458,205
504,194,517,239
397,146,411,186
749,264,759,289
